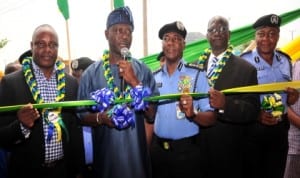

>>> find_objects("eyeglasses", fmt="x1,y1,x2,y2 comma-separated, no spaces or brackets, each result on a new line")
207,26,228,34
34,41,58,49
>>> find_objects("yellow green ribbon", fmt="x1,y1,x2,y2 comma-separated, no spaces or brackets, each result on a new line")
0,81,299,112
221,81,300,93
54,122,62,142
43,108,69,142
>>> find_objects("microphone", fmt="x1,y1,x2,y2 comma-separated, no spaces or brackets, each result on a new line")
120,47,130,95
121,47,130,59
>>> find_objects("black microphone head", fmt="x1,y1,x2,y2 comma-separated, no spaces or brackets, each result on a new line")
120,47,130,58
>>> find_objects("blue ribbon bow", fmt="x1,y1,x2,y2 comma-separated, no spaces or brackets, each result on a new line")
130,85,151,110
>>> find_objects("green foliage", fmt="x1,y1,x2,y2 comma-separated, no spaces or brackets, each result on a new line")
0,38,8,49
141,8,300,71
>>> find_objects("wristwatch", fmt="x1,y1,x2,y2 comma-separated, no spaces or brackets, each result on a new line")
218,109,224,114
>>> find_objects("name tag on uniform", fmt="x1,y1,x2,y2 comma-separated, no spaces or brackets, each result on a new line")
176,102,185,120
156,82,162,88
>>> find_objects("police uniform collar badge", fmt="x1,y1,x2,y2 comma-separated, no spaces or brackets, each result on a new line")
156,82,162,88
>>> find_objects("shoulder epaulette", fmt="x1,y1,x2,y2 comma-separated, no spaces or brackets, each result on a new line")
276,49,292,78
240,50,252,57
152,68,162,75
275,49,292,61
185,63,206,72
185,63,200,70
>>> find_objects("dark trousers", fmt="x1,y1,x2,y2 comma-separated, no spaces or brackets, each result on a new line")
82,164,95,178
243,119,289,178
0,149,8,178
199,124,246,178
150,134,204,178
8,159,69,178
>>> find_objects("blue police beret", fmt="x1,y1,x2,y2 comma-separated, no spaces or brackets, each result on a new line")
158,21,187,39
253,14,281,29
106,6,134,31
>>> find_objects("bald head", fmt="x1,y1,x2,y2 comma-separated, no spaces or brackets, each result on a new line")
206,16,230,55
32,24,58,42
207,16,229,30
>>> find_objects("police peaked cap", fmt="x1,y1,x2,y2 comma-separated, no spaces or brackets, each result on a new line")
253,14,281,29
159,21,187,39
71,57,94,71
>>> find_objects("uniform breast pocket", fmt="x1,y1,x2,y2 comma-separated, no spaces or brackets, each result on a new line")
279,68,291,81
257,72,271,83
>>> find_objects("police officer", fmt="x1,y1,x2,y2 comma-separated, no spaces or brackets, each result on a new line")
70,57,95,178
70,57,94,83
149,21,216,178
241,14,299,178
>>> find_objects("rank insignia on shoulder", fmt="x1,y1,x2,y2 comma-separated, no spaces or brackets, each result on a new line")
275,50,292,63
185,63,201,69
197,64,204,70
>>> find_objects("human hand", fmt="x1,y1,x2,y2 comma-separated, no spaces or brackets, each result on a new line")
179,94,194,118
118,60,139,87
259,110,279,125
144,104,156,123
17,103,40,128
208,88,225,109
97,111,115,128
286,87,299,106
